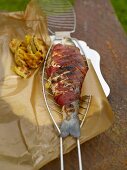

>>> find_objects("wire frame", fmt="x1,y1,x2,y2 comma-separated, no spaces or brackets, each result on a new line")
38,0,76,34
40,1,91,169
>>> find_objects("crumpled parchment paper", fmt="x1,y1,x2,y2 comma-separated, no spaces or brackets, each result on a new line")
0,1,114,169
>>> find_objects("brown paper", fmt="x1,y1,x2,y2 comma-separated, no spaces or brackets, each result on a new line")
0,1,114,170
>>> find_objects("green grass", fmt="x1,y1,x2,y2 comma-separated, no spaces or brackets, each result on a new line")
0,0,74,11
0,0,126,33
0,0,29,11
111,0,127,32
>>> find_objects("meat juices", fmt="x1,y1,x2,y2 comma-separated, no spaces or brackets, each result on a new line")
46,37,88,138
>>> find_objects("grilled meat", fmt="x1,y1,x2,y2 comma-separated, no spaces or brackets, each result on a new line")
46,37,88,138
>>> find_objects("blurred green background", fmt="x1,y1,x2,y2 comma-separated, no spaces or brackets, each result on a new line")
111,0,127,32
0,0,126,33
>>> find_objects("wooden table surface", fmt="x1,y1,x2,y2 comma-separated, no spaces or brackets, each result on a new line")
41,0,127,169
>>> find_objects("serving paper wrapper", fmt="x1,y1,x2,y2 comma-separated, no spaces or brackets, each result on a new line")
0,1,114,170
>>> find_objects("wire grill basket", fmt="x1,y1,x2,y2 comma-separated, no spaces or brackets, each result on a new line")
40,0,92,169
